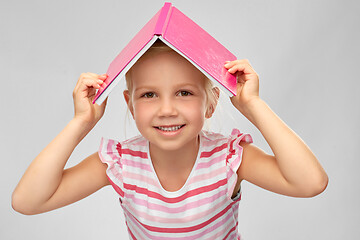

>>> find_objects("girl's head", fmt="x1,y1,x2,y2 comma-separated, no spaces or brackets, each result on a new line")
124,40,219,150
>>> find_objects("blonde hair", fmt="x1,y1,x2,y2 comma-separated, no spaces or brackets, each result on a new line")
125,40,219,116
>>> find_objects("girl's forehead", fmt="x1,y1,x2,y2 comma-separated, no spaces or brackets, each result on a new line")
135,51,196,72
131,51,205,87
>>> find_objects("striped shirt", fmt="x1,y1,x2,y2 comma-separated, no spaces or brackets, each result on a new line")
99,129,253,240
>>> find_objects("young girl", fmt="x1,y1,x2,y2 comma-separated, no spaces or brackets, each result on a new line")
12,41,328,239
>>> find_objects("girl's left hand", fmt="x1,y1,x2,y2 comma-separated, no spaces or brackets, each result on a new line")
224,59,260,113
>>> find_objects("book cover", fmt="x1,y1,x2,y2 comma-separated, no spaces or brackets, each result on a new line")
93,2,237,104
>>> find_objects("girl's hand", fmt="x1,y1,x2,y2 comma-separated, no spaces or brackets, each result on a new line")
72,73,108,127
224,59,260,114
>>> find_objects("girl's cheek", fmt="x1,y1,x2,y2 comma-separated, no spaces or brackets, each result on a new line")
182,100,206,116
134,102,156,116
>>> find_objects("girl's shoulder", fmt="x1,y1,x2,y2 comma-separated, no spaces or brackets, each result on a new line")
200,129,253,199
199,128,253,166
201,128,253,146
98,134,148,165
99,134,147,151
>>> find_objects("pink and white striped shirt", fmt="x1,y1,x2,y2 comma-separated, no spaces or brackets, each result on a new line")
99,129,253,240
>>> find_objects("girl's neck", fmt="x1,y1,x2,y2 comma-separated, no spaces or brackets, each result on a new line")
149,135,200,172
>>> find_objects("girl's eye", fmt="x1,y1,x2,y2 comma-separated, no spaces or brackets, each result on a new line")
177,91,192,97
142,92,156,98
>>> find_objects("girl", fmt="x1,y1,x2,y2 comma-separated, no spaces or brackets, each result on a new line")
12,41,328,239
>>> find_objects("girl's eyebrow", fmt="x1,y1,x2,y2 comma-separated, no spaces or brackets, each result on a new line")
134,86,156,93
134,83,200,92
173,83,201,89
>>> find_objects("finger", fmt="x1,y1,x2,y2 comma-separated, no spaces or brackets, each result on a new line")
93,97,108,118
224,59,253,67
98,74,108,80
87,73,108,80
87,87,97,98
94,96,108,109
75,78,102,98
102,96,108,106
78,73,105,83
227,62,256,75
85,72,102,78
224,59,246,68
85,78,103,90
224,60,236,69
73,73,107,98
81,73,107,88
74,73,97,90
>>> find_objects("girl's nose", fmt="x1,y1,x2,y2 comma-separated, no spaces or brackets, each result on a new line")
158,97,178,117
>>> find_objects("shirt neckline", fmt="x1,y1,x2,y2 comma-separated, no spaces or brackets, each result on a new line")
145,131,204,196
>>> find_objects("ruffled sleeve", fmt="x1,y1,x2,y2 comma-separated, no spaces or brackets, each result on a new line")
226,129,253,200
98,137,124,198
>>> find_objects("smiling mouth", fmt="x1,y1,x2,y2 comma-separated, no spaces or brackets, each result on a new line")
155,124,185,132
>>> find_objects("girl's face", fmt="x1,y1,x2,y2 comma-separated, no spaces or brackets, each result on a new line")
124,51,209,152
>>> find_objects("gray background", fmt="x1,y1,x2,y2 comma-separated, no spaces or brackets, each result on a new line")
1,0,359,239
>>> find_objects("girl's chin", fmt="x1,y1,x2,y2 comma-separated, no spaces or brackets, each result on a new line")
148,134,201,153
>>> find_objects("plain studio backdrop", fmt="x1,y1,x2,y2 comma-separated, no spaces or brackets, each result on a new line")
1,0,359,239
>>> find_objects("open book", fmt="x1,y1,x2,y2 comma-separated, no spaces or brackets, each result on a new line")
93,2,237,104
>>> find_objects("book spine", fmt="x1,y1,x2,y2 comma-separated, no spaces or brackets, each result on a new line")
154,2,172,35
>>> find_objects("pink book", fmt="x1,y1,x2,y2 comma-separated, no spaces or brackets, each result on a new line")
93,2,237,104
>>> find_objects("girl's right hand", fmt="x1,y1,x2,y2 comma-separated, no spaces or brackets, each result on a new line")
72,73,108,127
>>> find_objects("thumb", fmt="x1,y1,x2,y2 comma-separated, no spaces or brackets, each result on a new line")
93,96,108,111
101,97,108,108
94,97,109,121
93,96,108,107
95,96,108,110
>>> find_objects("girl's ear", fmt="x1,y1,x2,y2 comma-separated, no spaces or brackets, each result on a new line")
123,90,135,118
205,87,220,118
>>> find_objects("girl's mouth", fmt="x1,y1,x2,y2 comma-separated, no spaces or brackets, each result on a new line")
155,124,185,132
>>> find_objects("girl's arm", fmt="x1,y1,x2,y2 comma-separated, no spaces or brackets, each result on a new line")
12,73,110,215
225,60,328,197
